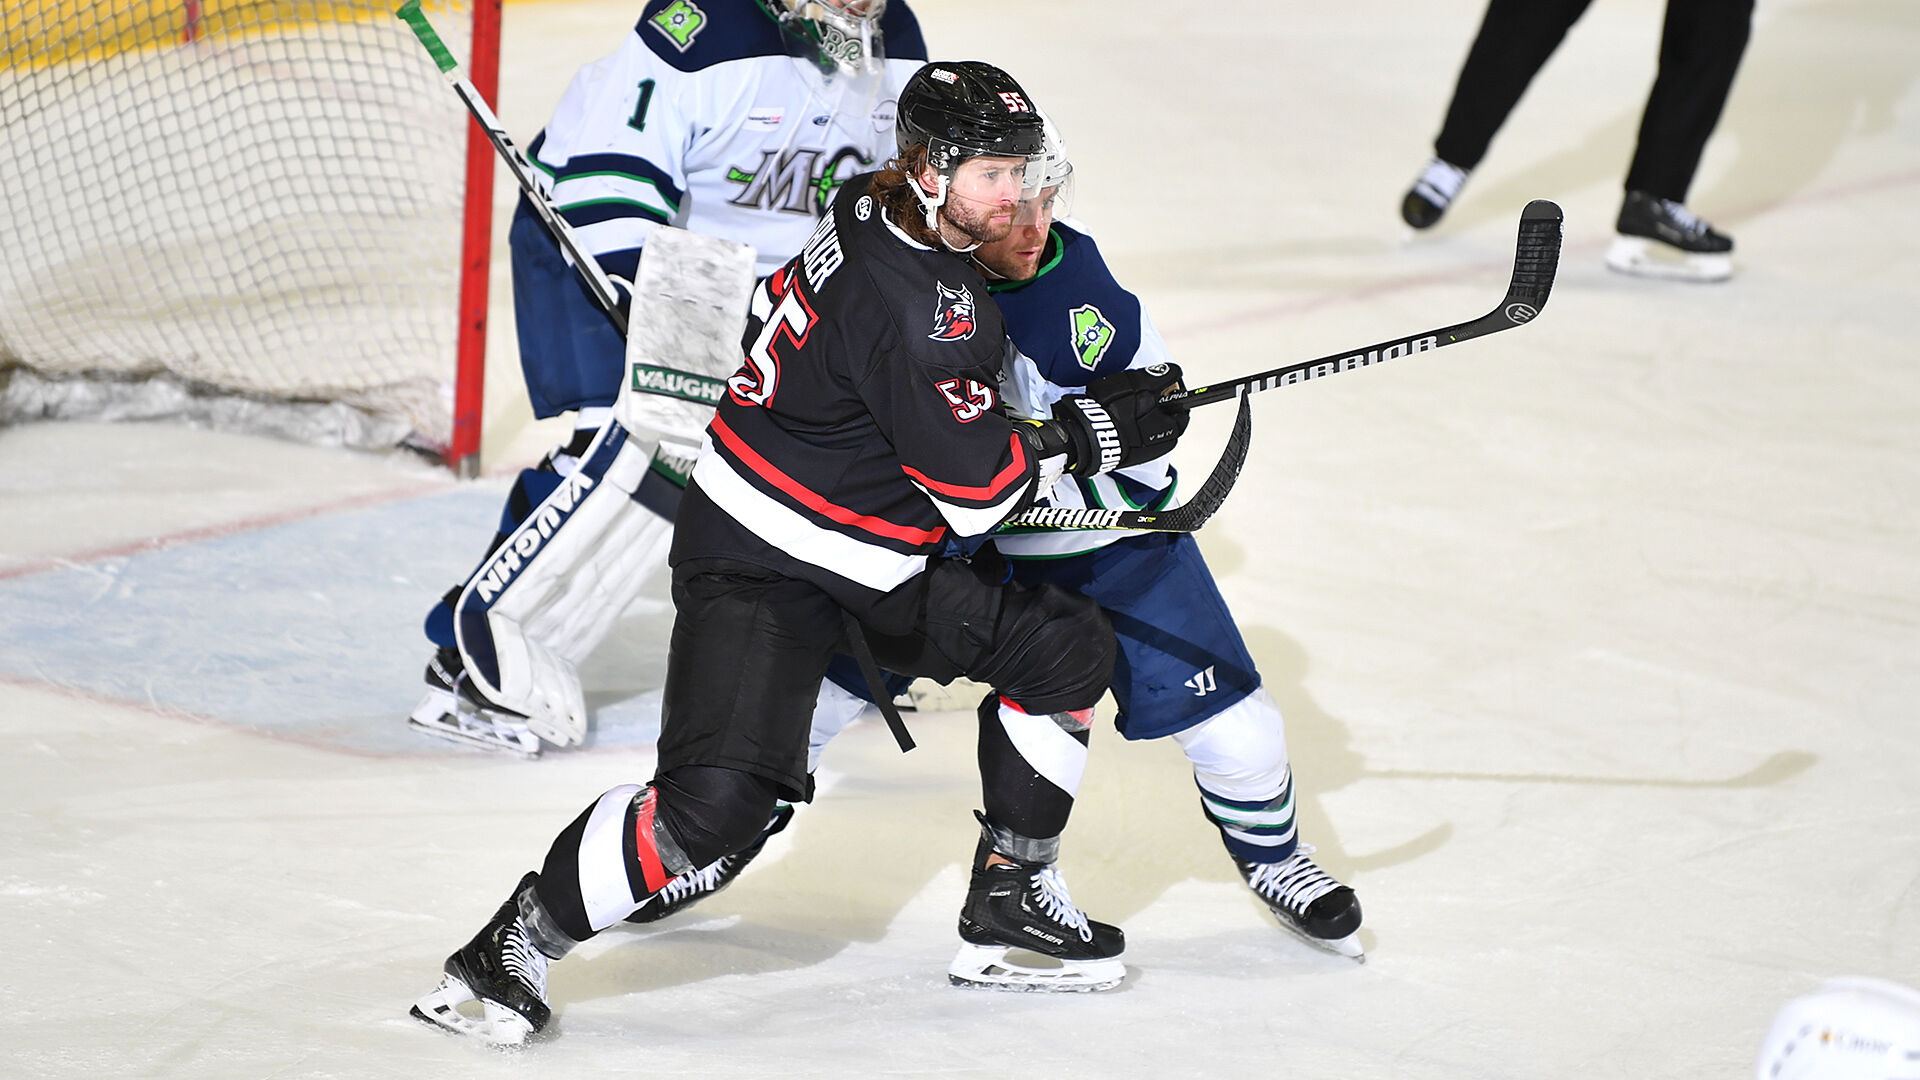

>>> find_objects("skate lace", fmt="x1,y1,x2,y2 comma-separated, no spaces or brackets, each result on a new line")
501,920,550,998
1660,199,1710,238
1246,844,1341,915
654,858,729,905
1028,865,1095,943
1414,158,1468,203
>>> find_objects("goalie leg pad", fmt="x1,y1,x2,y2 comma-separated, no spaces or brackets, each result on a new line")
454,419,664,747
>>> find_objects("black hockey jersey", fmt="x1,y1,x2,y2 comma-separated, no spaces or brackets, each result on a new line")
680,172,1043,607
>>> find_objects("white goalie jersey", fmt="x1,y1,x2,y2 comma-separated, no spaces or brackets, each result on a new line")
527,0,927,284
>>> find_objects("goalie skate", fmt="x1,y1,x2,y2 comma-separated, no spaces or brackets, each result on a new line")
947,832,1125,993
1236,844,1365,962
406,648,541,757
411,875,554,1048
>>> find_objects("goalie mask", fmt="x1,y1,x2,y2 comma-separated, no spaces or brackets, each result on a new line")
895,61,1047,251
762,0,888,77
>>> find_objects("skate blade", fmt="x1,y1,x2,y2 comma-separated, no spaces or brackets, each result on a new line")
1604,237,1732,282
947,941,1126,993
410,974,537,1048
408,691,542,758
1271,916,1366,964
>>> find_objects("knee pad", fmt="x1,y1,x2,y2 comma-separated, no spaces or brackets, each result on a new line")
653,765,784,869
981,584,1115,715
1171,686,1291,802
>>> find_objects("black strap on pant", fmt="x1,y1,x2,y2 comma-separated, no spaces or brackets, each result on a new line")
840,609,915,752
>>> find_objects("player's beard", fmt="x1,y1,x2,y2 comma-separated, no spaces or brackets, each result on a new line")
939,195,1015,247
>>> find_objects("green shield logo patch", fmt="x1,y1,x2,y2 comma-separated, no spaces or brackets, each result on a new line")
650,0,706,51
1069,304,1115,370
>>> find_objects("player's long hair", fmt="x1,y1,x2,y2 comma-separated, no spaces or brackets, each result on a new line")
870,143,944,249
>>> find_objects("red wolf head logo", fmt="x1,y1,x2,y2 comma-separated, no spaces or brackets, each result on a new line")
927,282,976,342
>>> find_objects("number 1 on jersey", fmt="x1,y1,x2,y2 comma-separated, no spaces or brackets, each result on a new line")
628,78,656,132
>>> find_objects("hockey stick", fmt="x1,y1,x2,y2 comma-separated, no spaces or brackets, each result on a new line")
395,0,630,336
999,388,1252,533
1170,199,1563,409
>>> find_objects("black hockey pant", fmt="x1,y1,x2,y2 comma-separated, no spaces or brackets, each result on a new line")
531,555,1114,943
1433,0,1754,202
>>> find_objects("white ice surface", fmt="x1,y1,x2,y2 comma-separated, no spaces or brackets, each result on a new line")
3,0,1918,1075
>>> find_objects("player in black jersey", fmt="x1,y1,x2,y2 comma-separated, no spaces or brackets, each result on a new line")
411,61,1194,1044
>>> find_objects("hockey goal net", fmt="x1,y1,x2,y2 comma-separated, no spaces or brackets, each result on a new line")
0,0,487,452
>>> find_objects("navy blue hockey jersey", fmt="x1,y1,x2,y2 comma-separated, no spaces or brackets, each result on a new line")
992,221,1181,558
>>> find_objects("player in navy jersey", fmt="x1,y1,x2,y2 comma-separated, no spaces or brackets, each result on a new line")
983,145,1364,962
409,0,929,755
410,63,1195,1044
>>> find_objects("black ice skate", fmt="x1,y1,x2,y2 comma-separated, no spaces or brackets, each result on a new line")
1401,157,1469,229
1235,844,1365,962
407,646,541,757
411,874,556,1047
949,829,1126,993
1605,190,1734,282
624,803,796,924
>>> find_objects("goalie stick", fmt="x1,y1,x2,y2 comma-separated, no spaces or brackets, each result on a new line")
999,389,1252,533
396,0,630,335
1170,199,1563,410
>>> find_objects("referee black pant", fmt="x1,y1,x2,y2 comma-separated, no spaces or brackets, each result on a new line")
1432,0,1754,202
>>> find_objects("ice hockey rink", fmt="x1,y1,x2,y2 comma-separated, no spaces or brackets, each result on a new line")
4,0,1917,1075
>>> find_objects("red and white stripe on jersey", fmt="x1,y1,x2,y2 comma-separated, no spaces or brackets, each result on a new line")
902,430,1036,538
695,433,932,593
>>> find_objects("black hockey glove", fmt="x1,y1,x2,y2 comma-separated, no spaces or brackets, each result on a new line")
1043,363,1189,478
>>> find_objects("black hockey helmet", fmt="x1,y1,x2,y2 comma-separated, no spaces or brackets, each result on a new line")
896,61,1047,174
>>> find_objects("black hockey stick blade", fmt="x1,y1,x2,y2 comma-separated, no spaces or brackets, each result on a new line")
999,388,1252,533
1173,199,1563,409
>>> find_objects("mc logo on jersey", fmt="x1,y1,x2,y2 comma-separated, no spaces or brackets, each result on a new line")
1069,304,1114,370
728,145,873,216
928,282,977,342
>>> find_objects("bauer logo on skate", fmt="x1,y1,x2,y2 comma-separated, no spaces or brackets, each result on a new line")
473,470,597,604
630,365,727,404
